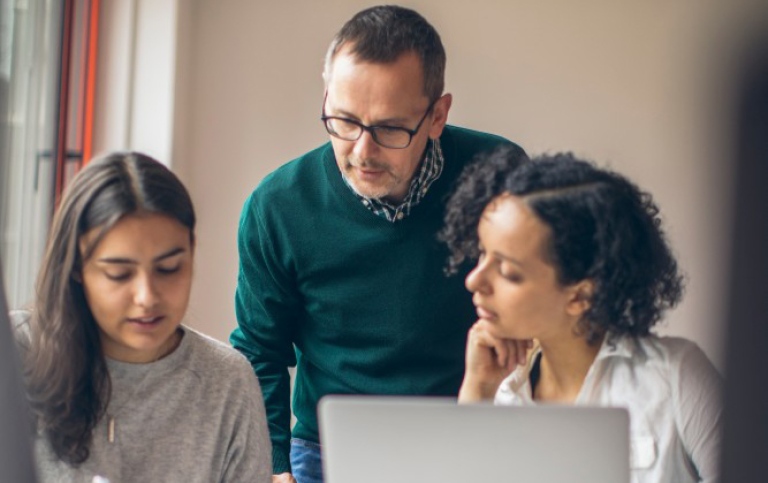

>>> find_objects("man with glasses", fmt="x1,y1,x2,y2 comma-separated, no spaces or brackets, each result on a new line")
231,6,524,483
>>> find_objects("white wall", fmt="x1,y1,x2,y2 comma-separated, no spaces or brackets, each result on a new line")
93,0,181,164
97,0,768,370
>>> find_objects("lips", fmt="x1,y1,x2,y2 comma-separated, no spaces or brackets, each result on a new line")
127,315,164,325
473,298,498,321
476,306,498,321
354,165,386,174
347,157,388,174
358,167,384,174
354,167,388,183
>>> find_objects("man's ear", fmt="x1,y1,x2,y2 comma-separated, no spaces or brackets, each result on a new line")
428,93,452,140
566,279,595,318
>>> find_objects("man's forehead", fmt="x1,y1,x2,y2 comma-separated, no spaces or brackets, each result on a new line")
328,52,426,101
329,46,424,82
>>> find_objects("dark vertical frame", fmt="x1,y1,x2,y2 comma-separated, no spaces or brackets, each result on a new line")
82,0,100,166
53,0,99,205
53,0,75,207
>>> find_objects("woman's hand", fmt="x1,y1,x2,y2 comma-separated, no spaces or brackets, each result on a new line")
458,320,531,403
272,473,297,483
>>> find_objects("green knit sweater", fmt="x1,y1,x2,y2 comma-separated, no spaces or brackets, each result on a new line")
231,125,521,474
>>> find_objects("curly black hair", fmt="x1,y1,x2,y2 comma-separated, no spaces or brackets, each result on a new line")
439,146,684,343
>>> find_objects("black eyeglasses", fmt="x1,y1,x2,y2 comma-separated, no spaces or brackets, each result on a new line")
321,93,436,149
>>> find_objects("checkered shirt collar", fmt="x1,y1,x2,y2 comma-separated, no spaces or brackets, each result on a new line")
341,138,445,223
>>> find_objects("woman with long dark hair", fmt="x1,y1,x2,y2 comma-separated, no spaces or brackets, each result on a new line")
13,152,271,482
441,147,721,483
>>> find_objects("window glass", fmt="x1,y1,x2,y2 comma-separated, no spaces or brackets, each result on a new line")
0,0,63,308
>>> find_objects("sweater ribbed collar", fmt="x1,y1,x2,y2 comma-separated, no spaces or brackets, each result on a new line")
340,138,445,223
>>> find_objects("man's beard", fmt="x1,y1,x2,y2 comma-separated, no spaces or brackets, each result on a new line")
341,156,399,200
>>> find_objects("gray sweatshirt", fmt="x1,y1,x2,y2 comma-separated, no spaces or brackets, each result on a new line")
29,324,272,483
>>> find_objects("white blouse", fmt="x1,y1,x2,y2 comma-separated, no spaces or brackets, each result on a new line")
495,335,722,483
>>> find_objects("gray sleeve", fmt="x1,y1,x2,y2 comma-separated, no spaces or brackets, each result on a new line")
221,356,273,483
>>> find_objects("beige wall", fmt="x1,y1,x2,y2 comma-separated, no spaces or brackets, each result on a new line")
163,0,768,370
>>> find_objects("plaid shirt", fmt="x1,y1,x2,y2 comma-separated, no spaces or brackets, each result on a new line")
342,139,445,222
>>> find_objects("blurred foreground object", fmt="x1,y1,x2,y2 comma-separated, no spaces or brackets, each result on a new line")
0,258,37,483
720,20,768,483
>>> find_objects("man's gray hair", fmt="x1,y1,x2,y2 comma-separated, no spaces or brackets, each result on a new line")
322,5,446,102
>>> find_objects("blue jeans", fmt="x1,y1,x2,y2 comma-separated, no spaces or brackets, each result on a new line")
290,438,324,483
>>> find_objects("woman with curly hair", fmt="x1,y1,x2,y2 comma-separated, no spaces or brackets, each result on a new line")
13,152,272,482
440,147,721,483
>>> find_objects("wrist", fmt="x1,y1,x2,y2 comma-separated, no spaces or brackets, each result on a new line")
458,376,500,403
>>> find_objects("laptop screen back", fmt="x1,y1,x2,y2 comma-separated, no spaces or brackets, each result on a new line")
319,396,629,483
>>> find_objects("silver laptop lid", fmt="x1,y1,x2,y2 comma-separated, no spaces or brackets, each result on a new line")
319,395,629,483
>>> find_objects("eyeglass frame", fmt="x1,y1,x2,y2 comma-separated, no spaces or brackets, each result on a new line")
320,92,438,149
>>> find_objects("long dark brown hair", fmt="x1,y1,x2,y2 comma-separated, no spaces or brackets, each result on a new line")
24,152,195,465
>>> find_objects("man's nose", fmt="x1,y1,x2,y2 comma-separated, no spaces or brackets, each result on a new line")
352,129,380,160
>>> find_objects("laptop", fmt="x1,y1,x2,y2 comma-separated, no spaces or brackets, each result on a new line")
0,258,38,482
318,395,629,483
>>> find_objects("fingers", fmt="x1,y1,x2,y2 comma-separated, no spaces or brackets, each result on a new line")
517,338,533,365
500,337,526,372
467,320,505,368
508,338,533,372
468,320,532,372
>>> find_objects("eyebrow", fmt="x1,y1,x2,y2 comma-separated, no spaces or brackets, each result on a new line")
491,250,525,269
96,247,187,265
328,107,410,126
